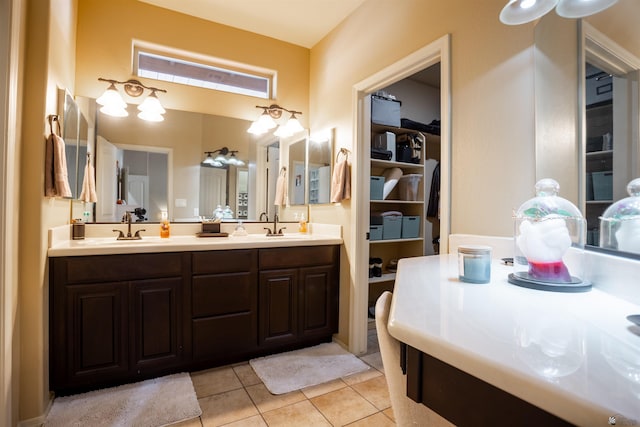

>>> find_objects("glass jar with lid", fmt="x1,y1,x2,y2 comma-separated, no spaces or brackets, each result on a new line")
510,178,590,292
599,178,640,254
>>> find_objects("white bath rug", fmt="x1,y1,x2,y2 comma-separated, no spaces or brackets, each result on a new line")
249,342,371,394
45,372,201,427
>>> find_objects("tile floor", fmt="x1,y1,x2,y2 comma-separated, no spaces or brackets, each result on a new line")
176,320,395,427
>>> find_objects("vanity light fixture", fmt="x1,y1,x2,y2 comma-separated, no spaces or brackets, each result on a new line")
247,104,304,137
499,0,618,25
97,77,167,122
202,147,245,167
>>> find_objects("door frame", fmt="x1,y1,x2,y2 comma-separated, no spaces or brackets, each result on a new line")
350,35,451,354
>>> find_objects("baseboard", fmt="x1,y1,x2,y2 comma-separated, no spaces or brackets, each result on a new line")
18,393,53,427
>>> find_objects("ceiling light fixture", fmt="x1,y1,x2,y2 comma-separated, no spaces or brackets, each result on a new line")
202,147,246,168
499,0,618,25
97,77,167,121
247,104,304,137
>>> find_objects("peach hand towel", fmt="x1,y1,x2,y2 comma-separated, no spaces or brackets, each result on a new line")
330,157,351,203
45,133,72,198
79,158,97,203
274,168,288,207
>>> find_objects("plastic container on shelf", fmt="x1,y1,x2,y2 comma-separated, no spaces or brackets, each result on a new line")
370,176,385,200
509,178,590,292
599,178,640,255
401,216,420,238
398,174,422,200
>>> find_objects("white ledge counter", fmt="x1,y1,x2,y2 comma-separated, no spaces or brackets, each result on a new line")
48,223,342,256
387,254,640,427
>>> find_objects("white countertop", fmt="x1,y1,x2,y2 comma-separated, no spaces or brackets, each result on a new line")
388,254,640,427
48,223,342,256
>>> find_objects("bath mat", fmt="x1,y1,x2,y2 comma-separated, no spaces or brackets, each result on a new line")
249,342,370,394
45,372,201,426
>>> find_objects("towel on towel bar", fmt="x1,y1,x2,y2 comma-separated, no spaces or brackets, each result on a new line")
274,167,288,207
45,133,72,198
330,156,351,203
79,157,97,203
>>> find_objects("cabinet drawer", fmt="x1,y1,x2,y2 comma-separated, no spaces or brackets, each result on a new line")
259,246,339,269
192,313,256,360
192,249,255,274
192,272,254,317
60,253,184,284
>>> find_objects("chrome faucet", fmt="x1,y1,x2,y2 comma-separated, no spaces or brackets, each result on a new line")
113,211,145,240
264,214,286,236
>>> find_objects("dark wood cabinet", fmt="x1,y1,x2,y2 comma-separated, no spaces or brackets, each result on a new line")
258,246,339,349
50,253,186,394
50,245,339,395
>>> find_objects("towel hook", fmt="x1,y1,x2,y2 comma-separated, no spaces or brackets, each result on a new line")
47,114,61,136
336,147,350,162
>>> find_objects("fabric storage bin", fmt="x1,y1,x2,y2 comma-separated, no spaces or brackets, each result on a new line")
592,171,613,200
382,214,402,240
401,216,420,238
370,176,385,200
372,95,401,127
370,225,383,241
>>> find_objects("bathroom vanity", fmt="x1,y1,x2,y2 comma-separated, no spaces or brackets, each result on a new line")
48,227,341,395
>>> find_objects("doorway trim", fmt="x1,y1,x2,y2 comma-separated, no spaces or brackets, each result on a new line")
349,34,451,354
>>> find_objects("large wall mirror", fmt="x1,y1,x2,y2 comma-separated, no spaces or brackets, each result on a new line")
534,0,640,255
80,99,333,223
59,89,90,201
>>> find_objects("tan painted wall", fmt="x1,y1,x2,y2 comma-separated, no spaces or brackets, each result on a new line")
309,0,537,344
18,0,78,421
74,0,309,124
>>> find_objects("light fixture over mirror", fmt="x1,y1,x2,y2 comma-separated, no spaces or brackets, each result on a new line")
500,0,618,25
96,77,167,122
247,104,304,137
202,147,246,167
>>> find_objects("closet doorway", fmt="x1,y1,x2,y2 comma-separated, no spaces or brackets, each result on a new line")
351,35,451,355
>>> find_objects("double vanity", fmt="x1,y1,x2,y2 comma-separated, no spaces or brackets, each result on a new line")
48,223,341,395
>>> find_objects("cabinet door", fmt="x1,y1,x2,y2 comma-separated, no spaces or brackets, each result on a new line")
259,269,298,346
131,278,181,374
299,265,338,338
65,282,129,386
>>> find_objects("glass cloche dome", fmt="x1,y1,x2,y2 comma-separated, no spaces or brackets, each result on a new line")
600,178,640,255
509,178,590,292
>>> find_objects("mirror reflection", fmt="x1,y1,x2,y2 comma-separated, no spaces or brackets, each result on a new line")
60,90,89,200
534,0,640,254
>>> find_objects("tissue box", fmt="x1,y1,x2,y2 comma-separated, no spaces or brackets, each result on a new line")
202,222,221,233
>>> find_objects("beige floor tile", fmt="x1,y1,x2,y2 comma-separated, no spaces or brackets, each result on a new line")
360,351,384,372
199,388,259,427
341,367,382,386
233,363,262,387
383,407,395,422
262,400,332,427
192,366,243,398
245,383,306,413
345,411,395,426
173,416,204,427
351,376,391,410
221,414,268,427
310,387,378,426
301,378,347,399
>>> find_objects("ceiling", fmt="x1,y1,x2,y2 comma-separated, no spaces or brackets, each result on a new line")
139,0,368,49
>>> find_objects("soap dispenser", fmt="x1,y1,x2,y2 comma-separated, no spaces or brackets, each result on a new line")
599,178,640,254
299,213,307,233
510,178,589,292
160,211,170,238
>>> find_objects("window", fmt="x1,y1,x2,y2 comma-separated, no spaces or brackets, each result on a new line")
134,50,272,99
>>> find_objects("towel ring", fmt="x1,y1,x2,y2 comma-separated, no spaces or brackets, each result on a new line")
48,114,61,136
336,147,350,162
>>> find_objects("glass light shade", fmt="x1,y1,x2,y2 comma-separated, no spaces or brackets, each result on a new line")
228,154,245,166
556,0,618,18
274,124,293,138
137,110,164,122
214,153,227,163
247,121,267,135
99,104,128,118
137,91,166,115
96,84,127,108
285,114,304,134
257,112,277,130
500,0,558,25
